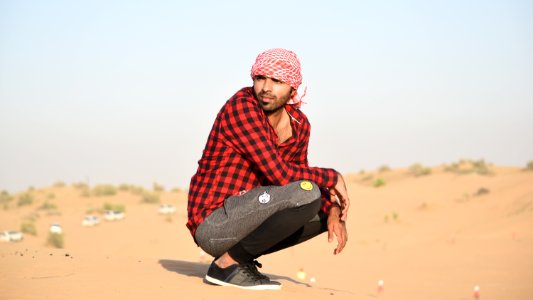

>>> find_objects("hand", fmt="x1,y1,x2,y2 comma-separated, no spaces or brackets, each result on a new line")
327,206,348,255
329,173,350,221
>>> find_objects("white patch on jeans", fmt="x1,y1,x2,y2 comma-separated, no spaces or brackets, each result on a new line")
258,191,271,204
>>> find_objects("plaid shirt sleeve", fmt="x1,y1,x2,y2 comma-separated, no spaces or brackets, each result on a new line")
290,110,339,214
220,93,338,188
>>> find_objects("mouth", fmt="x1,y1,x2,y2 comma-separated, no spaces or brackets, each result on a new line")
259,93,275,102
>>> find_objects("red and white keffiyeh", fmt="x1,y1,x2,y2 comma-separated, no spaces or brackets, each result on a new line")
250,48,306,107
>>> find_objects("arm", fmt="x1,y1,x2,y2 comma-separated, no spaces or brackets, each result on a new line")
220,95,337,188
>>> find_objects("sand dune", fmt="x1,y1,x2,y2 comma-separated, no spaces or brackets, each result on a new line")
1,165,532,299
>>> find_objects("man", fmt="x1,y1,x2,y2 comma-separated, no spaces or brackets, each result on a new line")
187,48,350,290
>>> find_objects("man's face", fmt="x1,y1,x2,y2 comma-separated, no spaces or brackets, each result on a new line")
253,75,295,113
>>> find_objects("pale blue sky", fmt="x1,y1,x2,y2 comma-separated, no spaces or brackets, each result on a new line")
1,0,532,192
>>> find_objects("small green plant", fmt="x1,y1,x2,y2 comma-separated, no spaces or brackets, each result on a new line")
39,201,58,210
409,163,432,177
373,178,386,188
384,211,399,223
142,191,160,204
21,220,37,236
47,233,64,248
103,202,126,213
92,184,117,196
17,193,34,207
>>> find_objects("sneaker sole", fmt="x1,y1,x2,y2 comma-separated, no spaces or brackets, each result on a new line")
205,275,282,290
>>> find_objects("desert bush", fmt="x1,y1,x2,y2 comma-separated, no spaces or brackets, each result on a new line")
72,182,89,190
378,165,391,173
17,193,34,207
373,178,386,188
444,162,460,173
21,220,37,236
171,187,182,193
103,202,126,213
0,190,13,205
524,161,533,171
92,184,117,196
475,187,490,196
445,159,493,175
471,160,492,175
72,182,91,197
118,184,131,191
39,201,58,210
409,163,432,177
129,185,145,195
47,193,55,200
53,181,65,188
142,191,160,204
153,182,165,192
47,233,64,248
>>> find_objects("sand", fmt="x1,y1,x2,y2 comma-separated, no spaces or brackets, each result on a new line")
1,165,532,299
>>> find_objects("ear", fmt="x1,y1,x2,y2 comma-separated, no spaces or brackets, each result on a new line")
290,88,297,98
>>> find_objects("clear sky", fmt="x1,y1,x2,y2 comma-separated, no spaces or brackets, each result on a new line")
1,0,532,192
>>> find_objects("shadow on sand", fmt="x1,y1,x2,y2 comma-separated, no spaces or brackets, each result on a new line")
158,259,311,287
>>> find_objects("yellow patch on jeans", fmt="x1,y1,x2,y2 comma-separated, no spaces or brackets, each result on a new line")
300,181,313,191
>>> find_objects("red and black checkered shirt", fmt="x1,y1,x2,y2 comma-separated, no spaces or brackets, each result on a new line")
186,87,338,238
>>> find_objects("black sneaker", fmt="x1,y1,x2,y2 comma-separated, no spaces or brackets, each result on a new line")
205,260,282,290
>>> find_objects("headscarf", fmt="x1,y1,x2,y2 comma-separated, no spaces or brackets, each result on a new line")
250,48,306,107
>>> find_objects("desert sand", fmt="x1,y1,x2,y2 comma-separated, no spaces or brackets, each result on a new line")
1,163,532,300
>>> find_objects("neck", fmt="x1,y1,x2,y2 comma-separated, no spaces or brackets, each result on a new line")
266,106,286,128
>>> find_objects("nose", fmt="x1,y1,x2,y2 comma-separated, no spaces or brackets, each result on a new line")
260,78,273,92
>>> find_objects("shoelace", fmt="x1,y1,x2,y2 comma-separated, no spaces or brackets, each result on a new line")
243,260,269,281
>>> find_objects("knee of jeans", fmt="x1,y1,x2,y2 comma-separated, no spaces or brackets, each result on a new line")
298,180,322,202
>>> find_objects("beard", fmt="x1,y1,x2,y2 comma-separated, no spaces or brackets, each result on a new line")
256,90,292,113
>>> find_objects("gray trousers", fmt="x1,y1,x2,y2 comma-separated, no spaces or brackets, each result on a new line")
195,180,322,258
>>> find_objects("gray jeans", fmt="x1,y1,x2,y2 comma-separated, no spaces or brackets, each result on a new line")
195,180,322,258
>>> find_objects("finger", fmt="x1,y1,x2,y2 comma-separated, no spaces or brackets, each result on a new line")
335,226,347,254
336,227,345,254
327,225,334,243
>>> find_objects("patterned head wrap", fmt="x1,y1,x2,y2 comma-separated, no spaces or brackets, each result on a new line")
250,48,306,107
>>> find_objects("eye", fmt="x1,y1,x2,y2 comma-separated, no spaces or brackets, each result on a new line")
255,75,266,80
271,78,283,83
